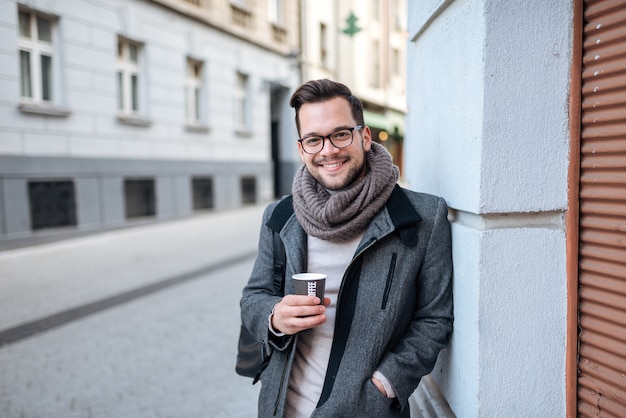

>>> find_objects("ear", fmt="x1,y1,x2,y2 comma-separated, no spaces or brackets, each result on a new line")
297,141,306,162
362,125,372,152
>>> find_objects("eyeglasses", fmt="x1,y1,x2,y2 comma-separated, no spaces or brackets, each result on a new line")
298,125,363,154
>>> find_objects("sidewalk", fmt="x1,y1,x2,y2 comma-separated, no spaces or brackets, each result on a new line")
0,206,267,418
0,205,266,331
0,204,454,418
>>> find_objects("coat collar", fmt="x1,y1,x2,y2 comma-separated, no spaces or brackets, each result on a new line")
276,185,422,270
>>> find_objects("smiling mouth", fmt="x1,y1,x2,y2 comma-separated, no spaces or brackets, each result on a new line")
323,162,343,168
318,159,346,169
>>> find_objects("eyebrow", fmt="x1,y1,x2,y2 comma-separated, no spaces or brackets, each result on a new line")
301,125,354,138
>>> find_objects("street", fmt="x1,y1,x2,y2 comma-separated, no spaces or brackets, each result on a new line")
0,206,266,418
0,204,453,418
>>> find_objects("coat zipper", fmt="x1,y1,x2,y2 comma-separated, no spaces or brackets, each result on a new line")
276,238,381,414
316,237,378,409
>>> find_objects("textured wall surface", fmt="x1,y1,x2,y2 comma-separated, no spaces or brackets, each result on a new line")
406,0,573,416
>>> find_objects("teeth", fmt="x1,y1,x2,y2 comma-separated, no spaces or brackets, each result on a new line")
324,162,342,168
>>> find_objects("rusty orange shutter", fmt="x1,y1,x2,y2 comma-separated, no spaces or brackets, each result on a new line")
577,0,626,416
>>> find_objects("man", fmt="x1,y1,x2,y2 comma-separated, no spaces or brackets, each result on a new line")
240,79,453,417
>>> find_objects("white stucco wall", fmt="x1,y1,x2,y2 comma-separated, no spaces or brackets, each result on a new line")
406,0,572,416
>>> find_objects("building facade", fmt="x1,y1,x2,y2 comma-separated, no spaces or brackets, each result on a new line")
407,0,626,416
299,0,408,175
0,0,301,249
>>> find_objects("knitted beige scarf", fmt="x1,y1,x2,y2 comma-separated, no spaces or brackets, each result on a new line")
292,142,400,242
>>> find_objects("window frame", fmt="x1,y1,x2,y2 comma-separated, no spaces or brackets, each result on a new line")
116,36,150,126
320,23,328,68
392,47,400,77
372,0,380,22
240,176,257,205
124,178,156,219
191,177,215,211
268,0,284,26
18,9,55,103
371,39,380,87
28,180,77,230
185,57,209,131
234,71,251,133
17,7,69,116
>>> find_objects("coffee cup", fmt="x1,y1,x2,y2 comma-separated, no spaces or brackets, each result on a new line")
292,273,326,304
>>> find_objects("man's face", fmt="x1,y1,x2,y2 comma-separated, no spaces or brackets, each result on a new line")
297,97,372,191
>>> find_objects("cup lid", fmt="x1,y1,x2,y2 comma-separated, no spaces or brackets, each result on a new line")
292,273,326,280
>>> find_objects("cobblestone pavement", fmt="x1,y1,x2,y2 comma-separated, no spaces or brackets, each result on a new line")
0,206,267,418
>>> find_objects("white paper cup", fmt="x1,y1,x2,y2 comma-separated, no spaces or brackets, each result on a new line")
292,273,326,303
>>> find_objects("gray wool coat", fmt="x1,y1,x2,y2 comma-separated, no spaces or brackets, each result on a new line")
240,186,453,417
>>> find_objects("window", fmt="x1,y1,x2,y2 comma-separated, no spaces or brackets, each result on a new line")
269,0,287,42
28,180,77,230
18,9,56,104
186,58,205,125
124,179,156,218
241,177,256,205
269,0,284,25
320,23,328,67
372,0,380,21
235,72,250,129
392,47,400,77
192,177,214,210
117,37,143,115
371,40,380,87
394,0,404,31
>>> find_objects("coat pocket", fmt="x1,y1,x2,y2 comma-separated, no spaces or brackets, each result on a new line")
360,379,399,417
381,253,397,310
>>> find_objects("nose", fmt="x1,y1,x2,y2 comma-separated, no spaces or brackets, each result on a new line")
319,135,340,156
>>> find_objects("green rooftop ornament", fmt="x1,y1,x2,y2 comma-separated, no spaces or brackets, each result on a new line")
342,11,362,37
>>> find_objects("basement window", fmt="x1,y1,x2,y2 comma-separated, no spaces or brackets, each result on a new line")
124,178,156,218
28,180,77,230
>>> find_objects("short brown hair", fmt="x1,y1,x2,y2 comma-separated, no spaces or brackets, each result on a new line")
289,79,365,135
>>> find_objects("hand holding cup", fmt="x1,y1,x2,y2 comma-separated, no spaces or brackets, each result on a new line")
270,273,328,335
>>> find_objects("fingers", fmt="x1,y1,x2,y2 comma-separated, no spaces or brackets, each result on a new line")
372,377,387,396
271,295,328,335
282,294,323,308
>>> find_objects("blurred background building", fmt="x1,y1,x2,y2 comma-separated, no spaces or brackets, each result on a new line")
0,0,302,248
0,0,407,249
299,0,408,175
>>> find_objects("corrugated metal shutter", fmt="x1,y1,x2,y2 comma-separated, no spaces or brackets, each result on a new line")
578,0,626,416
